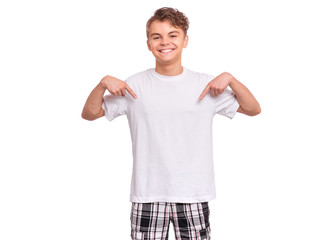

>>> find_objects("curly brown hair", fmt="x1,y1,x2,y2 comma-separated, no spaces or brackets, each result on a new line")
146,7,189,38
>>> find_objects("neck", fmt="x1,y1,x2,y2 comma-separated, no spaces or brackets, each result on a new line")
155,61,183,76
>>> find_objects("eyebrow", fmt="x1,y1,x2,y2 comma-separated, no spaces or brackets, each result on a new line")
150,31,181,37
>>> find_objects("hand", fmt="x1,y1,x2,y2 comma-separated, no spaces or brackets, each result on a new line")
199,72,233,100
100,75,137,99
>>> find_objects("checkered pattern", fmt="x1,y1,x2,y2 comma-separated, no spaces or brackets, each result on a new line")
130,202,211,240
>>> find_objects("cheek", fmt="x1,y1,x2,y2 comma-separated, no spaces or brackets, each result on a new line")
147,41,155,51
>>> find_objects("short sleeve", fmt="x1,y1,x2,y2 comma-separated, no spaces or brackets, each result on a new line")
214,88,240,119
102,94,128,121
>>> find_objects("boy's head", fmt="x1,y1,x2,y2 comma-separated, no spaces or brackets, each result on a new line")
146,7,190,68
146,7,189,38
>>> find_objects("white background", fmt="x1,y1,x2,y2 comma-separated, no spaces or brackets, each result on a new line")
1,0,335,239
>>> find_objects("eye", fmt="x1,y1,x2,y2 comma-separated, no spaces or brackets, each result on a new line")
170,35,177,38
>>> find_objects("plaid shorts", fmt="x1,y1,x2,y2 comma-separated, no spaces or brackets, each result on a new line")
130,202,211,240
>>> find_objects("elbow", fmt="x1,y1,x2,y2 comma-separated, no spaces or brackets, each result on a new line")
81,112,90,121
243,105,261,116
81,108,104,121
251,105,261,116
81,111,95,121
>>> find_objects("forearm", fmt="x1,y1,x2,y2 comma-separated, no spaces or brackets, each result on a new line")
229,75,261,115
81,82,106,120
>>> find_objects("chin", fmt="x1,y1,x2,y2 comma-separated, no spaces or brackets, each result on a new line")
156,58,177,65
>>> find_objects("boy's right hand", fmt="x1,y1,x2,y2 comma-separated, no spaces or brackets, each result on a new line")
100,75,137,99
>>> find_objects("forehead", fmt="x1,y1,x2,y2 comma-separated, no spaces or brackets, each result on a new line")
148,20,183,35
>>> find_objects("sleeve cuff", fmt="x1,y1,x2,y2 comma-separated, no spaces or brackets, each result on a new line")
227,100,240,119
102,100,114,121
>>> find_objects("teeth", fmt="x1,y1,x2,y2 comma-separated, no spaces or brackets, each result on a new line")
160,49,174,53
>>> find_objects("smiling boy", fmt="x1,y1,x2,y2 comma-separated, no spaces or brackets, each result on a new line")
82,7,260,240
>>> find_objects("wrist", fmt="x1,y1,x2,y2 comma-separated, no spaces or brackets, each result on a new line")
221,72,234,86
99,78,107,90
228,75,236,86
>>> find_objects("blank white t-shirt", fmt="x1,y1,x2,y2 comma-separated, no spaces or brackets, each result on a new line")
102,67,239,203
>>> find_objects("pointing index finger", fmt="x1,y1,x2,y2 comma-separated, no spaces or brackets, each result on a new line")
125,85,137,99
199,84,210,100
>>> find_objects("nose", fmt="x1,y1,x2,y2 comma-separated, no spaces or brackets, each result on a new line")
160,37,169,45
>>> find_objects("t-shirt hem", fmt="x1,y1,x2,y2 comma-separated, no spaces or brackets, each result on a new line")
130,193,216,203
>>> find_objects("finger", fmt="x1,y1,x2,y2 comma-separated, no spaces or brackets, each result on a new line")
125,85,137,99
199,85,210,100
210,88,216,97
109,90,117,96
121,88,126,96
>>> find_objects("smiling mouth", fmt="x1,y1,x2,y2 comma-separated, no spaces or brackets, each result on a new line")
159,48,175,53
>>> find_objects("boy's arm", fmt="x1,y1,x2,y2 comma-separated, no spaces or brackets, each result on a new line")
81,82,106,121
229,74,261,116
81,75,137,121
199,72,261,116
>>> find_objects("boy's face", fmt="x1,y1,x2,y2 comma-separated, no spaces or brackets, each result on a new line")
147,20,188,66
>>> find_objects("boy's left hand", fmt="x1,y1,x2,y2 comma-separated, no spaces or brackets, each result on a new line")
199,72,233,100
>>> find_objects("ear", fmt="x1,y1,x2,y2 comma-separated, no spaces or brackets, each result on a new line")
147,39,152,51
183,35,189,48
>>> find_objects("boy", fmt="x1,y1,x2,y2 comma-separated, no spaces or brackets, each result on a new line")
82,7,260,240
